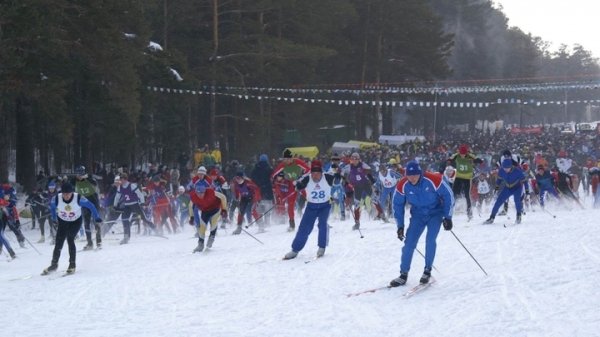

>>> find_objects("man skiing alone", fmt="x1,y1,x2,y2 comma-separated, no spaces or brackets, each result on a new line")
283,160,335,260
390,161,454,287
42,182,102,275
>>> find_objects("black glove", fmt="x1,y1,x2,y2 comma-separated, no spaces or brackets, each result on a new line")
220,209,227,219
189,216,195,225
525,190,530,195
95,218,102,223
397,227,405,241
442,218,453,231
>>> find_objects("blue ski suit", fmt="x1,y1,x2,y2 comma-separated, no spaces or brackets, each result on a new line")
490,166,527,217
393,172,454,273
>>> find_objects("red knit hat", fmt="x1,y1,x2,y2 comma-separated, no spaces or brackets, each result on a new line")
311,160,323,173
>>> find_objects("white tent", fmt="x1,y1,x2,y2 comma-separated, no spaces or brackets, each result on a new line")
378,135,425,146
331,142,359,154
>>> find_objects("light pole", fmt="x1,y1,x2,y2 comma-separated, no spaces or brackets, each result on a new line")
433,90,438,144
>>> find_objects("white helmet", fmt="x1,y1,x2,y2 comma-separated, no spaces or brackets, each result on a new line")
178,186,185,193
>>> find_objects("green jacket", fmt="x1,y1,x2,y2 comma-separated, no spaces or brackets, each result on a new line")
450,152,477,180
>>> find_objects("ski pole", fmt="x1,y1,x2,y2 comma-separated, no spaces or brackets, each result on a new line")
22,234,42,255
414,247,440,274
245,192,296,228
541,207,556,218
241,228,264,245
450,230,488,276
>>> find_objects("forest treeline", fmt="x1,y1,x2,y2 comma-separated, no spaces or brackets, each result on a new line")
1,0,598,190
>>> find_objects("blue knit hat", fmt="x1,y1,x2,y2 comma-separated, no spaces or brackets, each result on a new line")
405,161,422,176
259,154,268,162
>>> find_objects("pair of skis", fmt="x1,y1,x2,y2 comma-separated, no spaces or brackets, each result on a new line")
346,278,436,298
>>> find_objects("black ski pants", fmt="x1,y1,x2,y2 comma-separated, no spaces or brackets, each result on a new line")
52,218,82,265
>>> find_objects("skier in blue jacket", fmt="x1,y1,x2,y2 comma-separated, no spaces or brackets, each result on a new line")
390,161,454,287
484,159,528,224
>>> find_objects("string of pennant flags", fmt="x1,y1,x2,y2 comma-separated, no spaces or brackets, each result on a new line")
147,85,600,108
218,81,600,95
164,80,600,95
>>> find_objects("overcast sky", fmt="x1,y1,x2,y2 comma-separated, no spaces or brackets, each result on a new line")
494,0,600,58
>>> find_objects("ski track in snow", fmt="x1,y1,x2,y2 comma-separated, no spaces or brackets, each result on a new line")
2,199,600,337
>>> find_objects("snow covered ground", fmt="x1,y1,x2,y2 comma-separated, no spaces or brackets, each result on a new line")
2,198,600,337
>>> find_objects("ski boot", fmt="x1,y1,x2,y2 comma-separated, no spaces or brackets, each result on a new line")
19,240,26,248
207,234,215,249
193,239,205,253
119,235,130,245
37,236,45,244
232,225,242,235
83,242,94,251
419,268,432,284
8,248,16,259
283,250,298,260
483,217,495,224
316,247,325,258
352,221,360,230
66,262,76,274
42,263,58,275
516,213,522,224
390,272,408,287
287,219,295,232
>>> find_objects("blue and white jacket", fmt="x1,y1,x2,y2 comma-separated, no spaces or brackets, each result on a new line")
392,172,454,228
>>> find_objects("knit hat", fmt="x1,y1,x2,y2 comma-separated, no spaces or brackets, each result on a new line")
197,166,207,174
311,160,323,173
259,154,269,162
405,161,422,176
502,159,513,169
283,149,293,158
61,182,74,193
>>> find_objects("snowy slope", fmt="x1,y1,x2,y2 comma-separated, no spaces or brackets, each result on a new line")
3,199,600,337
